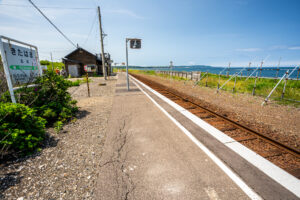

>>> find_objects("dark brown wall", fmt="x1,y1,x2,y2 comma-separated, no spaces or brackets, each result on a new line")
63,49,103,76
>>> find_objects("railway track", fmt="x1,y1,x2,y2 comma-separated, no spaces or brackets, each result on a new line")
131,73,300,179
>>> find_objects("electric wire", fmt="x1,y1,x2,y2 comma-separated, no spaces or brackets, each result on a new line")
28,0,77,48
0,3,94,10
82,11,98,47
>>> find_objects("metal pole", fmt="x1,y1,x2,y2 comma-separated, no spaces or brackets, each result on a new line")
50,52,54,72
276,57,281,79
247,62,251,77
98,6,107,80
259,61,263,79
217,72,221,89
0,38,16,103
281,71,289,99
126,39,129,91
252,72,258,96
262,71,287,105
233,72,237,93
35,47,42,76
227,62,231,77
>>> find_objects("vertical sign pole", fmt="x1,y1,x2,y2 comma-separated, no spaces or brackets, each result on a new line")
50,52,54,72
86,72,90,97
35,46,42,76
0,38,16,103
126,39,129,91
98,6,107,80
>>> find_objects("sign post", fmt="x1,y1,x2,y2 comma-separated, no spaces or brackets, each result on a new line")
125,38,141,91
0,36,42,103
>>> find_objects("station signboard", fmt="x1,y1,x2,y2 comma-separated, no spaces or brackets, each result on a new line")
0,35,42,103
2,42,39,85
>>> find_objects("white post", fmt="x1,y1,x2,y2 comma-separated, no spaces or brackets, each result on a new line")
0,38,16,103
50,52,54,72
35,46,42,76
262,71,287,105
126,39,129,91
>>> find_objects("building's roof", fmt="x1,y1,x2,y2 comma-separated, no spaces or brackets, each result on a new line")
64,47,102,61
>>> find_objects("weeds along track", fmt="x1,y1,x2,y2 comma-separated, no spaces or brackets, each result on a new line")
131,73,300,179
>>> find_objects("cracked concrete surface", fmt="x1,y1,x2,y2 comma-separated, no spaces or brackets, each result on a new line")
94,73,249,200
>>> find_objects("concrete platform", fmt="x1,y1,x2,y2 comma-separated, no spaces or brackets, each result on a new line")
94,73,298,200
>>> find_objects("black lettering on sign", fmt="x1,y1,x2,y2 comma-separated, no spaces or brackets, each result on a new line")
18,49,23,56
24,50,28,57
11,48,16,55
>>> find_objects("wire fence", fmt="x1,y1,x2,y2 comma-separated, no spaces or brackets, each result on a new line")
154,69,300,106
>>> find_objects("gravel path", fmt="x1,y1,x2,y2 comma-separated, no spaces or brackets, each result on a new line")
0,76,116,199
135,74,300,150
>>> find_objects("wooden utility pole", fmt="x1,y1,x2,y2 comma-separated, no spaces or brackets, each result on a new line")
98,6,107,80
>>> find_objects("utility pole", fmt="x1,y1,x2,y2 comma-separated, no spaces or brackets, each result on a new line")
98,6,107,80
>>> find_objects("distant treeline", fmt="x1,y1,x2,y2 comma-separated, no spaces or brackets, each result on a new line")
40,60,65,70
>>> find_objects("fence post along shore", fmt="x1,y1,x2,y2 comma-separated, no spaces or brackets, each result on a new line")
205,72,208,87
233,72,237,93
217,67,228,89
281,71,289,99
217,67,245,93
262,70,289,105
280,66,298,99
252,72,258,96
227,62,231,77
275,57,281,80
259,61,263,79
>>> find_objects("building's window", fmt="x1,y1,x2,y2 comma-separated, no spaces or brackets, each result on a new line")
84,64,97,72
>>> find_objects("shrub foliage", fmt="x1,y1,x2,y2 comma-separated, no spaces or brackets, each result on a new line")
0,71,78,154
0,103,46,153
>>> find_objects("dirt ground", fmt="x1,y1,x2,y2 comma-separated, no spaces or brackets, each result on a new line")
0,77,116,199
135,74,300,151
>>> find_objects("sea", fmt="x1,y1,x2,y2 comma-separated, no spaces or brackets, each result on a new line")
120,65,300,79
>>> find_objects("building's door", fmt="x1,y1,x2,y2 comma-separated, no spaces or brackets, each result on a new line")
68,65,79,77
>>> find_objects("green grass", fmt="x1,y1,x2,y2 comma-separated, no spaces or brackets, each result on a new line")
130,69,300,107
40,60,65,70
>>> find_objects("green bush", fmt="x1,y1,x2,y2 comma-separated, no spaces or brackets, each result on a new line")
0,103,46,153
1,71,78,125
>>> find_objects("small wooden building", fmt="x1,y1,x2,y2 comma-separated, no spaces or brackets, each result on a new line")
62,48,111,77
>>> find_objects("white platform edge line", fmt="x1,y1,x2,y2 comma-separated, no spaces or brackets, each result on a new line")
130,75,300,197
130,77,262,200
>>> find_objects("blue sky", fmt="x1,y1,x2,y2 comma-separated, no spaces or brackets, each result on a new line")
0,0,300,67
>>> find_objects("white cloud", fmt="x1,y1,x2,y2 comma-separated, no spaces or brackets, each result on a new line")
236,48,262,52
288,46,300,50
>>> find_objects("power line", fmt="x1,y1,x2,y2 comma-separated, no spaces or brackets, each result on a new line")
82,12,98,47
0,3,94,10
28,0,77,48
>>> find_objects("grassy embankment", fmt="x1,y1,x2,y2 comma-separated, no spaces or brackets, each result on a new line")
128,69,300,107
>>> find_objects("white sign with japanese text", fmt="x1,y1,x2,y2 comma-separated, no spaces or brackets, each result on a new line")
2,42,39,85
